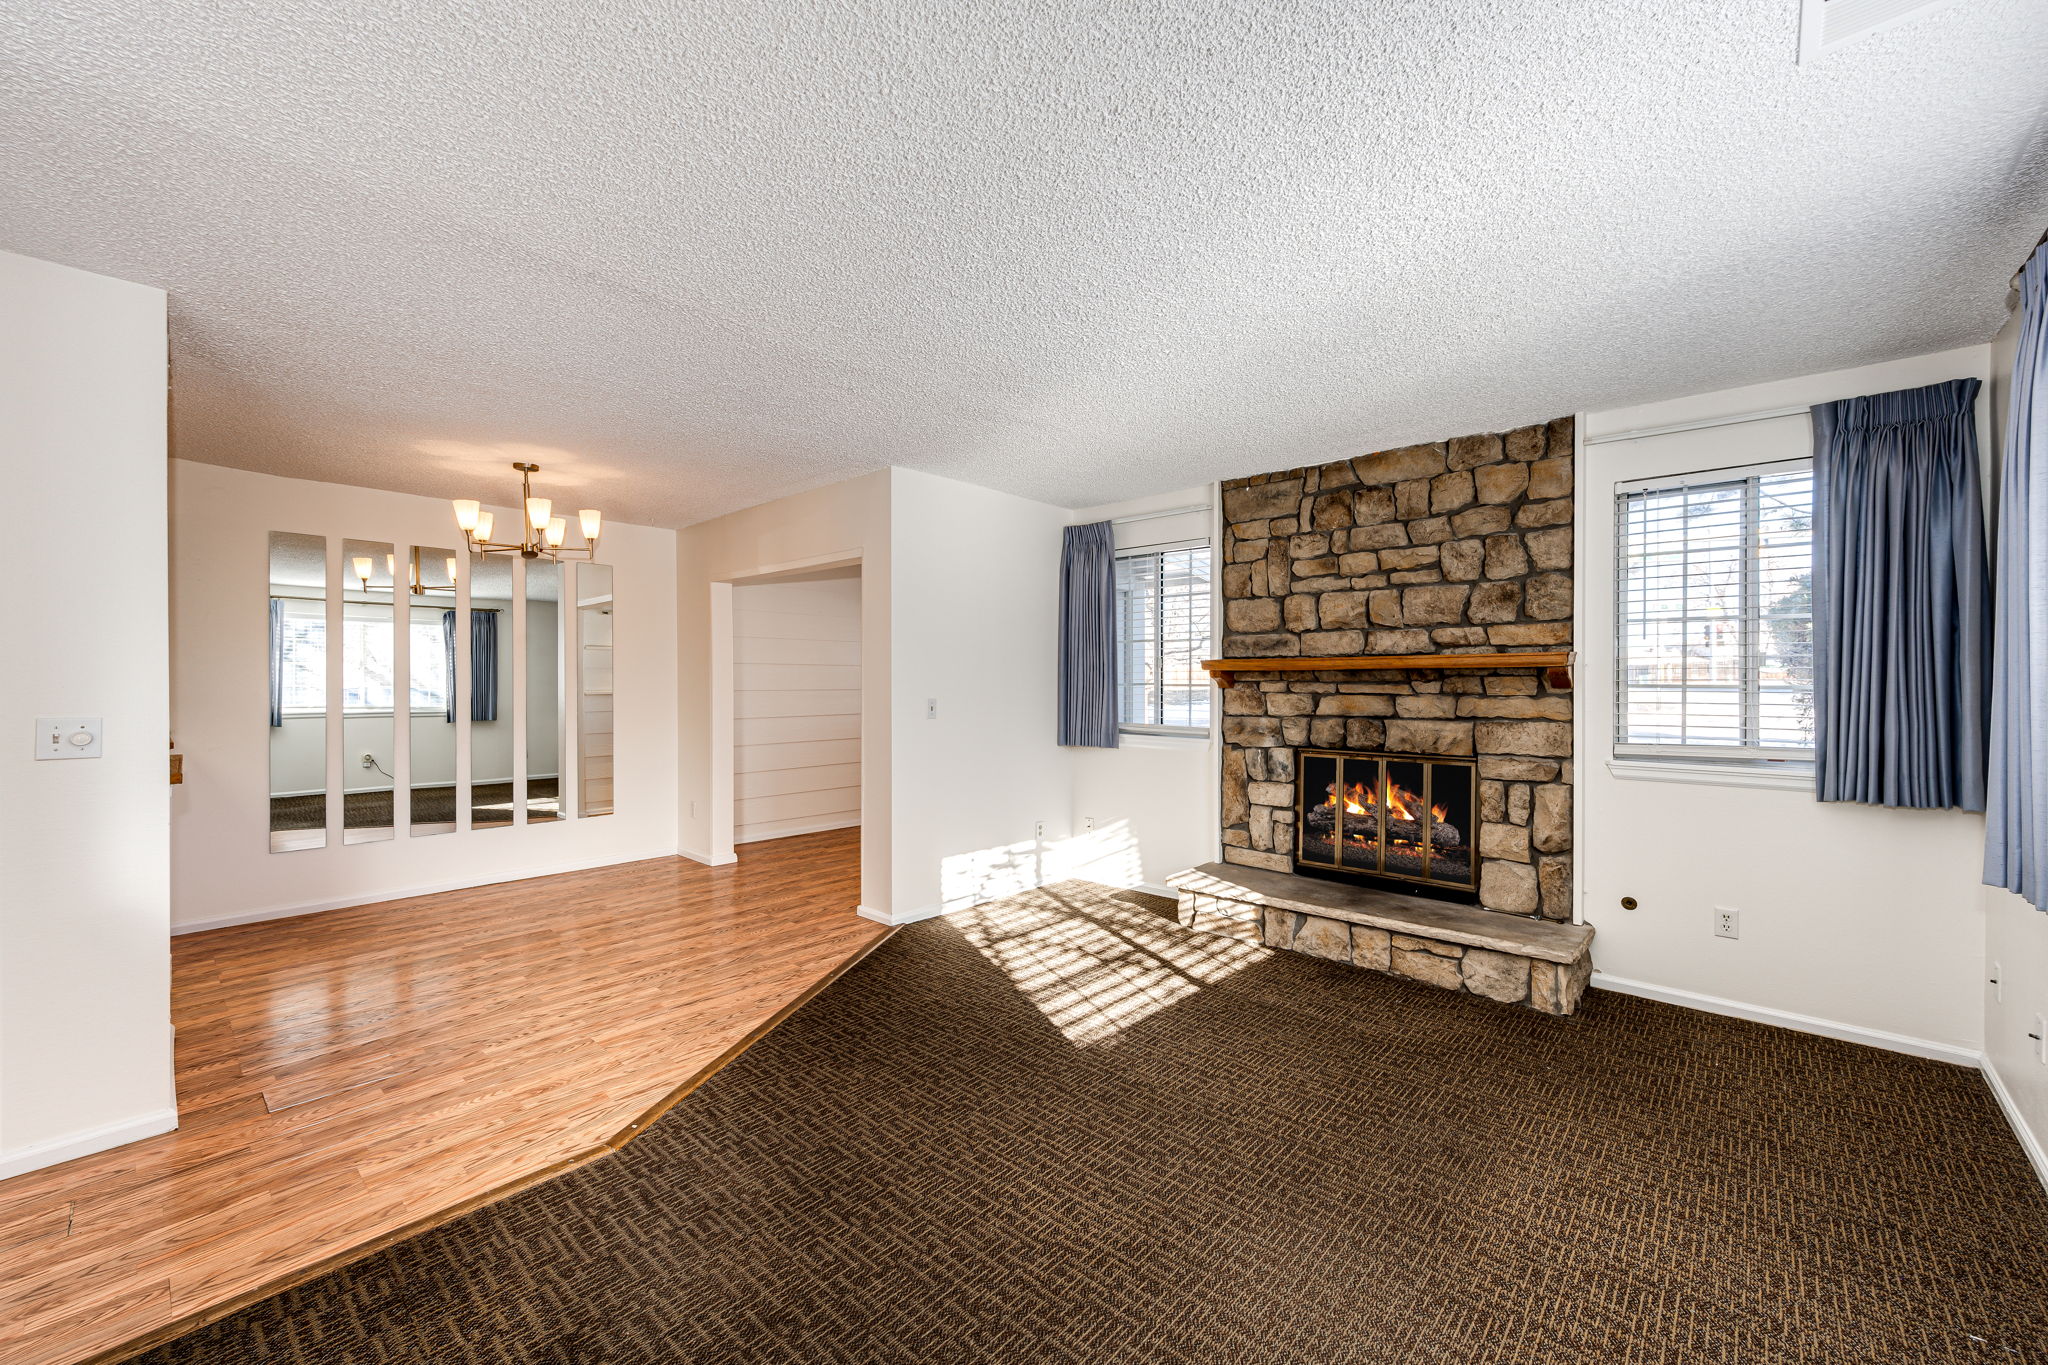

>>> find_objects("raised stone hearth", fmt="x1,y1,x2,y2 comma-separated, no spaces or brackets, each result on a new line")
1168,862,1594,1015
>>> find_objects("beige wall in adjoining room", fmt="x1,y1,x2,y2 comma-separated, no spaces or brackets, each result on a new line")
168,460,679,932
732,575,862,845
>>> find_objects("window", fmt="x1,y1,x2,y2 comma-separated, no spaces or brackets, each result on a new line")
273,602,453,714
1615,460,1814,761
1115,544,1212,734
407,612,452,712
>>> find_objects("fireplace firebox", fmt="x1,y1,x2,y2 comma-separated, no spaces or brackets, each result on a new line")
1295,750,1478,902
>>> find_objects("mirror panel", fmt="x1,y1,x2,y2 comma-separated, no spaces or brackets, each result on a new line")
269,532,328,852
470,553,515,829
341,540,396,844
525,560,563,822
409,547,460,836
577,564,615,817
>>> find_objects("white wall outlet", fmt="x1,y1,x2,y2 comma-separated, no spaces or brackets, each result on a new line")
1083,815,1096,832
2034,1015,2047,1066
35,717,102,760
1034,820,1046,840
1713,907,1740,940
361,753,376,769
1990,961,2003,1002
925,698,938,720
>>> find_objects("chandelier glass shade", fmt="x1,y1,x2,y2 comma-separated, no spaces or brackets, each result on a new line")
452,463,603,560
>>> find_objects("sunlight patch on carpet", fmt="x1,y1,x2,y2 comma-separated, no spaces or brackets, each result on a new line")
954,880,1263,1045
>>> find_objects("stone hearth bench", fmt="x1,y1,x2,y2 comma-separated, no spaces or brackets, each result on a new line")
1166,862,1595,1015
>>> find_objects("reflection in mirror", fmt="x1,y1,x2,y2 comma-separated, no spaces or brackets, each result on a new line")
341,540,397,844
526,559,563,822
577,564,614,817
269,532,328,852
470,553,515,829
409,547,460,836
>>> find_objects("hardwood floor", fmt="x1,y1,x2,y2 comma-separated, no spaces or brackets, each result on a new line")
0,829,883,1365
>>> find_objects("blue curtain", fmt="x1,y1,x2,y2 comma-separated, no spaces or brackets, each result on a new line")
470,609,500,723
1058,521,1119,747
443,609,501,723
1987,241,2048,908
268,597,284,727
1812,378,1990,809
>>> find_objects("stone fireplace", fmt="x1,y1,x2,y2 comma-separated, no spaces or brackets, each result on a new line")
1216,418,1576,923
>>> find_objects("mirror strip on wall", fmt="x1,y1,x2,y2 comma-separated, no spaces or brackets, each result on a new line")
268,531,329,852
268,526,615,852
341,539,397,844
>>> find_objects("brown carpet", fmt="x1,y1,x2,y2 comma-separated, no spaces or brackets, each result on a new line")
269,780,557,830
135,882,2048,1364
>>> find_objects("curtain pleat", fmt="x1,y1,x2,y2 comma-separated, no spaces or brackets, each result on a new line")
268,597,284,727
1058,521,1119,747
442,609,459,724
1986,241,2048,908
1812,378,1990,809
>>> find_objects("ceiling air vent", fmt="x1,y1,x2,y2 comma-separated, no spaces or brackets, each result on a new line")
1799,0,1961,62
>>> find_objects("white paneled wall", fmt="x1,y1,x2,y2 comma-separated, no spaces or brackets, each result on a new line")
733,576,862,843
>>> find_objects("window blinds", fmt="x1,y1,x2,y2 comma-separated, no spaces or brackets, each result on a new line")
1614,461,1815,759
1114,544,1212,732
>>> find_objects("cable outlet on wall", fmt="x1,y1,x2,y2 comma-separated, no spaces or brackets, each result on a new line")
360,753,376,769
1713,907,1740,940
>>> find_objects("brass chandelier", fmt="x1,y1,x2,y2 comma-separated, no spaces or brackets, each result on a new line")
451,462,604,560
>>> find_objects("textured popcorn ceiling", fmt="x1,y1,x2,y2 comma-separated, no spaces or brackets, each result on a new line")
5,2,2045,527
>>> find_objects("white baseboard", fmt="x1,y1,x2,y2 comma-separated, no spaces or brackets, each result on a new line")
172,846,684,934
1136,881,1180,900
857,902,945,926
1590,972,1981,1067
1981,1055,2048,1194
0,1107,179,1181
677,846,738,867
736,816,860,845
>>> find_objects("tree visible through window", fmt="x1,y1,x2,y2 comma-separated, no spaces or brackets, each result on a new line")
1115,545,1212,733
1614,462,1814,759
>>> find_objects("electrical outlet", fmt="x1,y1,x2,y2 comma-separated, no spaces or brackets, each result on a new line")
1990,961,2003,1002
361,753,375,769
1714,907,1740,940
2035,1015,2047,1066
1034,820,1046,840
1083,815,1096,832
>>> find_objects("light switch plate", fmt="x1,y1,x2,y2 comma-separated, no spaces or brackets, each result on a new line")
35,717,103,760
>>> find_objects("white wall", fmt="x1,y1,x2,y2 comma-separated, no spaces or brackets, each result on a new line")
732,575,861,843
170,460,678,930
1981,303,2048,1182
1065,486,1220,892
677,470,892,912
0,250,175,1177
1580,347,1995,1056
889,469,1073,919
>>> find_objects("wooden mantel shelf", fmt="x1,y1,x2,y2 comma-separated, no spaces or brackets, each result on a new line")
1202,651,1573,691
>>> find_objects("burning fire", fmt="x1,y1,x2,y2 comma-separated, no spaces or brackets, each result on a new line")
1337,778,1447,825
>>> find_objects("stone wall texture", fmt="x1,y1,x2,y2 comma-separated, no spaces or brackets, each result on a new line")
1217,417,1575,921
